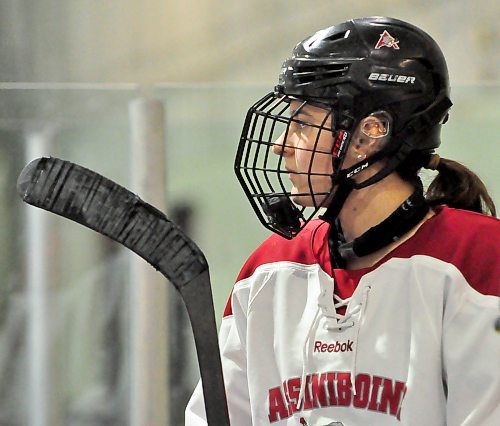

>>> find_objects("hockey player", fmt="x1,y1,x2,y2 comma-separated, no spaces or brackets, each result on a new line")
186,17,499,425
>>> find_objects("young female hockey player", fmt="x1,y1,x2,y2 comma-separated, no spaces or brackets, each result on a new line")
186,17,499,425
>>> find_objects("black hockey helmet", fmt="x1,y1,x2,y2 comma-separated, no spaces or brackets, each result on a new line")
235,17,452,239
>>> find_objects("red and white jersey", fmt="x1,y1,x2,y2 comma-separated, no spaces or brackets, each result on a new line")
186,207,500,425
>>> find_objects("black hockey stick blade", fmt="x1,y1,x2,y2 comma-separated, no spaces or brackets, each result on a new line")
17,157,230,426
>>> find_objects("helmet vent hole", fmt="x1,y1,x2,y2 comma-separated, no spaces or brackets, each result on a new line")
294,63,350,84
324,30,351,42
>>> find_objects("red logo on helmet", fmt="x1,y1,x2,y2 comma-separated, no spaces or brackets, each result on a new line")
375,30,400,50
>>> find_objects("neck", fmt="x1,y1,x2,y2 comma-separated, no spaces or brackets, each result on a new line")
339,173,415,240
338,173,424,269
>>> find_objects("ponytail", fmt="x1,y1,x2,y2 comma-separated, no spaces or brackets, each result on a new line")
426,157,496,216
396,152,496,217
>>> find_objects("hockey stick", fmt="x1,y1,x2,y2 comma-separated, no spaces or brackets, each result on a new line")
17,157,230,426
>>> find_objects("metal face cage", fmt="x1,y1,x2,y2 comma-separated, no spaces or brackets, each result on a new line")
234,92,339,239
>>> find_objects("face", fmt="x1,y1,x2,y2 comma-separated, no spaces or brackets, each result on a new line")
272,101,335,207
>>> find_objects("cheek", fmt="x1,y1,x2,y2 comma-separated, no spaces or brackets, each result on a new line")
294,147,309,167
310,141,334,173
294,132,334,175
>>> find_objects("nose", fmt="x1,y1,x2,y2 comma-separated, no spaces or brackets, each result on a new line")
272,131,294,156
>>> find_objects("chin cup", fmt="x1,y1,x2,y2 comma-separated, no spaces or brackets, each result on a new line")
261,196,302,237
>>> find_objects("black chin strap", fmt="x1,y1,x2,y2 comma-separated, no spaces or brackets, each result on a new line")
319,178,355,224
327,188,429,268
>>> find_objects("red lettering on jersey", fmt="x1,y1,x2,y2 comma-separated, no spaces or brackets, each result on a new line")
368,375,383,411
353,373,371,408
281,381,292,416
396,385,407,421
336,372,352,406
311,373,329,407
378,378,406,417
268,386,288,423
287,377,301,414
302,375,316,410
326,372,338,405
268,371,407,423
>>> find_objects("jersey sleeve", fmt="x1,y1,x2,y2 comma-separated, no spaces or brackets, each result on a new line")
441,217,500,425
443,286,500,424
185,279,252,425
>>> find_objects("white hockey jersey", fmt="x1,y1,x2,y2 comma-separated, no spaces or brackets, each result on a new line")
186,206,500,425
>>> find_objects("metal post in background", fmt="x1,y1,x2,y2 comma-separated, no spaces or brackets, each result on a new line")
128,98,169,426
25,131,54,426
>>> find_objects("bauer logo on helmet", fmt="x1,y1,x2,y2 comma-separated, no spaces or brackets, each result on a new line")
368,73,416,84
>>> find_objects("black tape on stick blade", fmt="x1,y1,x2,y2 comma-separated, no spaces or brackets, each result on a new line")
17,157,230,426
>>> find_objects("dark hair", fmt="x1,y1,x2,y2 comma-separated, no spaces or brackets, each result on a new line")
396,152,497,217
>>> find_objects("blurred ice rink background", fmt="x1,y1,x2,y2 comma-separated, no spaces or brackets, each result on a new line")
0,1,498,425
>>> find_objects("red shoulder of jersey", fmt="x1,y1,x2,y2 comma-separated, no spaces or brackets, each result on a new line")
224,207,499,317
223,219,332,317
390,206,500,297
235,219,332,282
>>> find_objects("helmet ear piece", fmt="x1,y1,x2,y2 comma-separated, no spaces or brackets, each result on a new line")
361,114,390,139
351,111,392,158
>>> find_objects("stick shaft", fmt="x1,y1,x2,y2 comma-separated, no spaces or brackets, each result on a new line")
180,271,230,425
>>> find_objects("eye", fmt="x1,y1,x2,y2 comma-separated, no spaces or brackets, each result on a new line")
288,117,317,138
292,119,312,132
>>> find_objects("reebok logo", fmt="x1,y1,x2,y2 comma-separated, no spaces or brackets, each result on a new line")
314,339,353,353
